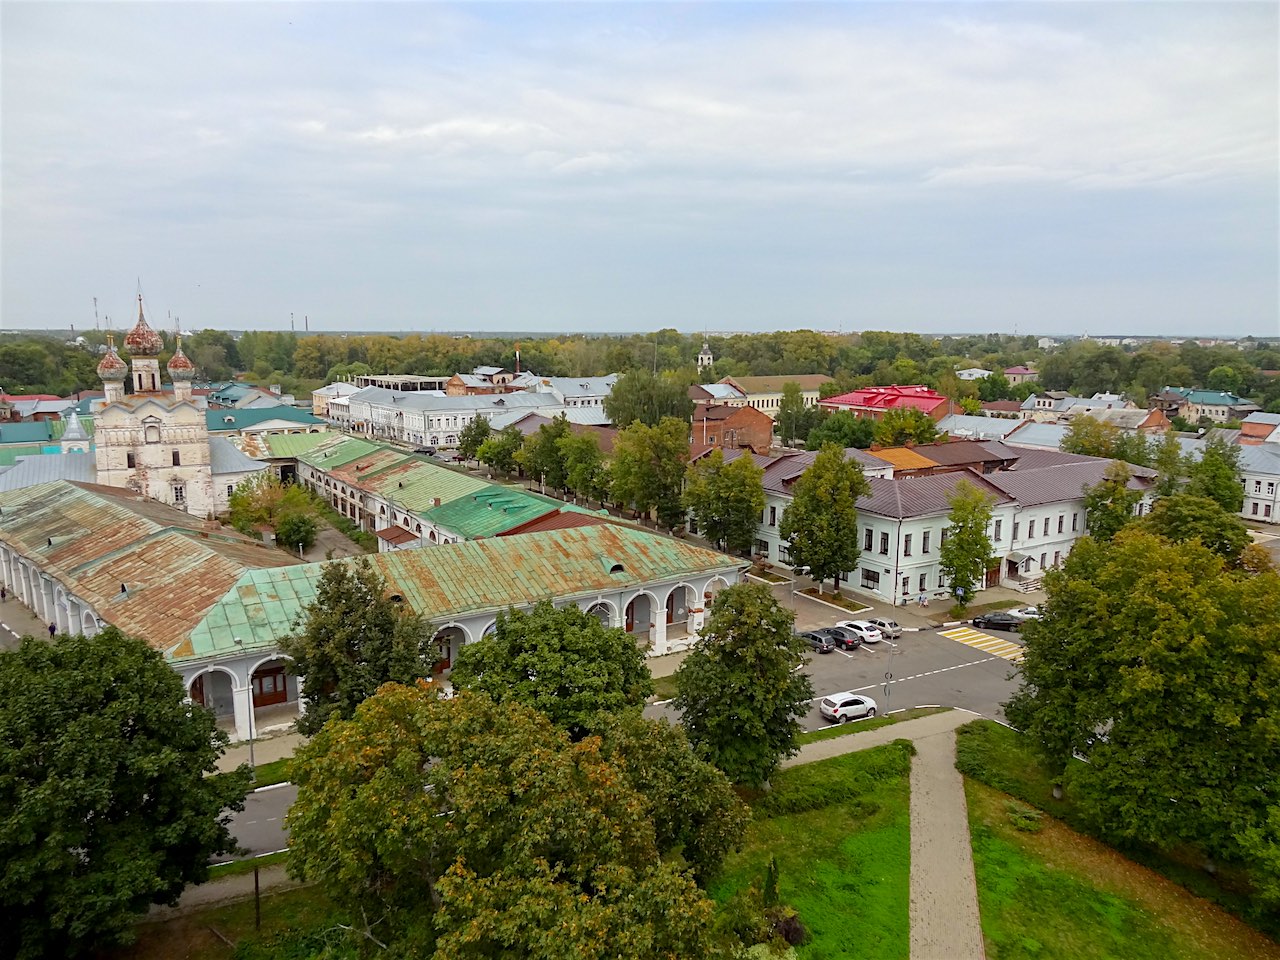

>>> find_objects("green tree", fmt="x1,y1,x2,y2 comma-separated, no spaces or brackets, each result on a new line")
779,444,869,594
450,600,652,740
559,430,607,502
1151,430,1188,497
1186,434,1244,513
804,410,876,450
289,685,739,955
1005,531,1280,904
275,511,317,553
609,417,690,528
776,381,805,446
977,372,1012,402
458,416,493,463
0,629,249,959
673,583,813,788
477,424,524,477
226,473,315,536
1061,415,1122,459
520,414,573,493
873,406,939,446
280,557,436,735
1082,461,1143,541
683,450,767,555
1139,493,1251,563
604,368,695,428
1206,365,1243,394
937,480,995,607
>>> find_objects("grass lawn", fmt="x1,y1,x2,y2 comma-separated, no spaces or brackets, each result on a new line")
208,850,289,880
248,756,292,788
798,707,949,744
712,743,914,960
967,780,1280,960
649,673,680,702
748,569,793,584
124,884,349,960
956,719,1278,941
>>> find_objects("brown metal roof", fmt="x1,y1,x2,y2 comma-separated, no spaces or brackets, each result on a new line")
857,471,1014,519
903,440,1014,467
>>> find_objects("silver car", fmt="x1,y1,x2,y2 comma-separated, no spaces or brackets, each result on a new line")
819,692,879,724
864,617,902,639
836,620,885,643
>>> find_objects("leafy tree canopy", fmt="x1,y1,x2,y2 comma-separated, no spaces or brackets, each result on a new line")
227,473,315,538
1082,461,1143,541
684,449,767,555
776,381,806,446
450,600,652,740
289,685,742,957
1005,531,1280,906
674,583,813,788
280,557,436,734
1186,434,1244,514
0,629,248,959
558,430,608,502
938,480,996,605
458,415,493,462
804,409,876,450
779,443,869,593
609,417,690,528
1139,492,1251,562
873,406,939,446
477,424,524,477
604,368,695,428
519,414,573,493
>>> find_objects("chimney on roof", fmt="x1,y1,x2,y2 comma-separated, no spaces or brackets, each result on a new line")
433,497,441,507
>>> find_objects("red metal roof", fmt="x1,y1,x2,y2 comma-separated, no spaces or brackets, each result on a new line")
820,385,948,414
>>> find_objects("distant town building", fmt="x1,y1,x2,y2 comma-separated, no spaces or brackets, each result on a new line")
955,368,993,381
691,402,774,455
819,385,954,422
697,341,714,373
1002,365,1038,386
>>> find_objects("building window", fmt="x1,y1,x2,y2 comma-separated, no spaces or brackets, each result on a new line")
1024,557,1033,573
922,530,931,553
779,542,792,564
1012,521,1020,542
1039,552,1047,569
864,528,873,551
754,539,769,558
901,575,910,595
1072,513,1079,532
172,484,186,505
1267,505,1273,518
1042,518,1050,536
144,425,160,444
126,452,136,469
1253,503,1260,515
1057,514,1064,534
861,569,880,589
1254,480,1263,493
172,450,181,466
1269,483,1276,495
1054,550,1061,566
940,527,949,545
903,534,912,557
226,485,234,498
879,532,889,555
918,572,927,592
993,520,1002,542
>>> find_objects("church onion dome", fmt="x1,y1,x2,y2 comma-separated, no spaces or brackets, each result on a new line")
167,338,196,380
123,294,164,356
97,338,127,381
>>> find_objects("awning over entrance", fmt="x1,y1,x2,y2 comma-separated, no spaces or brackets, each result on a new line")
1005,551,1030,565
376,525,419,545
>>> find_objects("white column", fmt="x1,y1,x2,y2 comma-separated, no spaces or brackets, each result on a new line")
55,593,71,635
295,674,307,717
232,684,253,743
40,577,56,626
650,600,667,655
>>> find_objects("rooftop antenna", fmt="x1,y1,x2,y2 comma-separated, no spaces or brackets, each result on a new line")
93,297,100,331
290,312,295,333
304,314,309,332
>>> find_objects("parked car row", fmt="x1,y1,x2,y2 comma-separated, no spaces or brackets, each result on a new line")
798,617,903,655
971,606,1041,633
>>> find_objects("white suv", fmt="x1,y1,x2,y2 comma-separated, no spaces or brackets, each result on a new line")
836,620,885,644
819,692,878,724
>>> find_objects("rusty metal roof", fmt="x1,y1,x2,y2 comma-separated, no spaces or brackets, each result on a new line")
0,480,299,658
186,523,745,660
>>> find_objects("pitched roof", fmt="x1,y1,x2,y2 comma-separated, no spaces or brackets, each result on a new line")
422,487,565,539
1164,387,1253,406
858,472,1013,519
982,460,1152,506
759,448,889,494
185,523,744,659
721,374,833,394
209,437,270,476
904,439,1015,467
0,480,298,657
0,422,57,445
0,452,96,492
865,447,939,470
1244,412,1280,426
207,406,325,431
820,385,949,414
360,458,490,513
980,400,1023,413
1003,421,1070,450
936,414,1022,440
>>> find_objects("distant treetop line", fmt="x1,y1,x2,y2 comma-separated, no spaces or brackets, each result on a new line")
3,327,1279,414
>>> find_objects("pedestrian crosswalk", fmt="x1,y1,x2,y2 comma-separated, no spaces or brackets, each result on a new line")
939,626,1024,662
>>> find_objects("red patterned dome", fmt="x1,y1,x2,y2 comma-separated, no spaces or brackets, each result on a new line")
97,338,127,381
123,295,164,356
167,338,196,381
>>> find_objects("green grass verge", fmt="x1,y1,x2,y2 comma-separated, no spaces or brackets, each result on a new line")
649,674,680,702
798,707,949,744
249,757,293,788
712,742,915,959
798,587,871,614
749,569,792,584
956,719,1278,940
207,850,289,880
968,783,1193,960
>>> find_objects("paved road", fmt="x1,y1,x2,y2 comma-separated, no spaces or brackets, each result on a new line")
222,784,297,861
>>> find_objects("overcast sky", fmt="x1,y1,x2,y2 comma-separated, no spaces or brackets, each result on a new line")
2,2,1276,337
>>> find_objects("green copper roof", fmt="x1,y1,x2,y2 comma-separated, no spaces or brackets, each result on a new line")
263,432,335,459
421,487,562,538
0,422,56,445
207,406,325,431
0,443,50,466
181,523,744,661
298,434,385,469
362,457,491,513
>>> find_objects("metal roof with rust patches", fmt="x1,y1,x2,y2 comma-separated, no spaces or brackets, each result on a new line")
360,458,490,512
298,434,386,469
328,448,413,487
185,523,745,659
0,480,299,657
421,487,566,539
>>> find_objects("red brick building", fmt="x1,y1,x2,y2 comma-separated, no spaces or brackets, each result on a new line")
691,402,774,455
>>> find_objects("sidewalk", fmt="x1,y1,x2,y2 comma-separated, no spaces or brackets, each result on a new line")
0,593,56,650
219,729,307,773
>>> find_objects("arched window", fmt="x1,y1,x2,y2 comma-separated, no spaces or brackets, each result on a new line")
144,425,161,444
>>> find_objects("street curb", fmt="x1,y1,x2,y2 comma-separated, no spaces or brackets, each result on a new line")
252,782,292,794
793,592,874,616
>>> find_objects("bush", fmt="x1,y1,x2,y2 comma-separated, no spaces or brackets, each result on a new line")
276,512,317,552
1005,800,1044,833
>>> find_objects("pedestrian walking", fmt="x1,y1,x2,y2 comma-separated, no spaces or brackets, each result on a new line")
48,622,56,638
1,586,6,603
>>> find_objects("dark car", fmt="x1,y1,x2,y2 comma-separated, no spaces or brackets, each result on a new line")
414,446,438,456
815,626,863,651
799,631,835,654
972,611,1022,632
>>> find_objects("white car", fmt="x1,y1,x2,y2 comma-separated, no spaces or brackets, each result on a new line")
1008,606,1041,621
836,620,885,644
819,692,878,724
